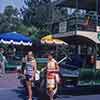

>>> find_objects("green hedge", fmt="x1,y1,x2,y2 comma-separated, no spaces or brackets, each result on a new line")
96,70,100,80
79,68,95,81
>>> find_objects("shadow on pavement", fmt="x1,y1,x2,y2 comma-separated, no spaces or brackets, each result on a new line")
11,85,100,100
12,86,49,100
12,87,27,100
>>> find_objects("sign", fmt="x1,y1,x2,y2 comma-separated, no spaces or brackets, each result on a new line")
97,26,100,32
97,26,100,41
96,60,100,69
98,32,100,41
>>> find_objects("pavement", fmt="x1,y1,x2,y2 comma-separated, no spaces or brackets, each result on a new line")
0,73,100,100
0,73,35,100
0,73,19,89
56,95,100,100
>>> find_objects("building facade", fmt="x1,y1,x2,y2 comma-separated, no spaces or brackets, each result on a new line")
51,0,100,69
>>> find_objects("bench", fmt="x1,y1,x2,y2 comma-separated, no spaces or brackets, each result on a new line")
5,58,48,70
36,58,48,64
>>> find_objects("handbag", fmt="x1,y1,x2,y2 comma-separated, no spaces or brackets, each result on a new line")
35,70,40,81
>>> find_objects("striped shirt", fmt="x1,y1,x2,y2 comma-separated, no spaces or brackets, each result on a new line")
25,59,36,76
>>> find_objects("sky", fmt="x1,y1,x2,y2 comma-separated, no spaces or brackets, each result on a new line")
0,0,56,13
0,0,25,13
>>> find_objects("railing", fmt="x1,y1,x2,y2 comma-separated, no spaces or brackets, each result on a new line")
67,14,97,32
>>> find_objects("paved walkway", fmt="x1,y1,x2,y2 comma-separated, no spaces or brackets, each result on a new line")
0,73,20,89
57,95,100,100
0,73,24,100
0,73,100,100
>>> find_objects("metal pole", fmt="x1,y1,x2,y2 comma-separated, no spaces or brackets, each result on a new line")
75,0,78,34
75,0,78,55
93,0,98,85
95,0,99,84
96,0,98,25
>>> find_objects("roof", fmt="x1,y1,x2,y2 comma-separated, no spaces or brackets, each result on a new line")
53,33,96,46
54,0,96,11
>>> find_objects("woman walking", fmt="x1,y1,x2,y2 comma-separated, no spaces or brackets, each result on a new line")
25,51,37,100
47,52,60,100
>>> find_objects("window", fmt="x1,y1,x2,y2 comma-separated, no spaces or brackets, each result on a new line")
59,21,67,33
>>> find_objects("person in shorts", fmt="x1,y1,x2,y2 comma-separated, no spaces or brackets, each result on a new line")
25,51,37,100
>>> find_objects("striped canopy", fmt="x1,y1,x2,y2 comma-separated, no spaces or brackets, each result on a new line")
0,32,32,46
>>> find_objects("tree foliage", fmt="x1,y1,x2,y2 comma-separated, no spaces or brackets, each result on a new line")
0,5,38,39
22,0,52,30
0,5,21,33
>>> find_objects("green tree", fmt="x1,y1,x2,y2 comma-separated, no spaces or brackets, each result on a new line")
22,0,52,30
0,5,21,33
4,5,19,17
0,5,38,37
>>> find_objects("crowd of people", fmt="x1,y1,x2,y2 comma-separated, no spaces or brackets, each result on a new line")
0,48,59,100
22,51,59,100
20,51,60,100
0,46,60,100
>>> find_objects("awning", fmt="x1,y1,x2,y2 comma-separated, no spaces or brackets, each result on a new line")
53,33,96,46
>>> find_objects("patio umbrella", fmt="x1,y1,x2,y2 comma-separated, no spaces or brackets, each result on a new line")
41,35,68,45
0,32,32,46
41,35,68,59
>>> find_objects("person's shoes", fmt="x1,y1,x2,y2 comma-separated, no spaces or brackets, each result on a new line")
0,74,3,78
28,98,32,100
1,74,6,79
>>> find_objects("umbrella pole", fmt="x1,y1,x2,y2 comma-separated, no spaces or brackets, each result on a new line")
21,45,24,57
56,45,58,60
